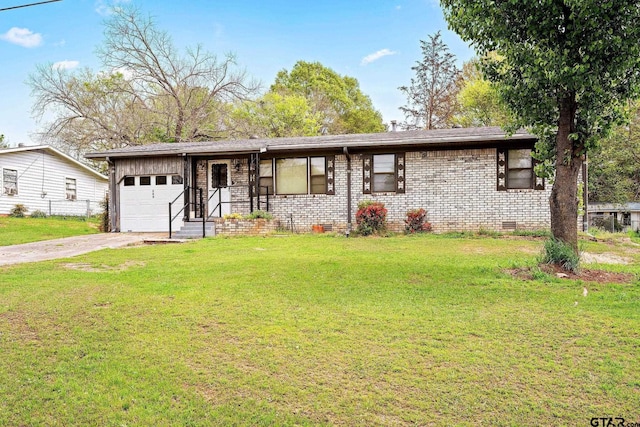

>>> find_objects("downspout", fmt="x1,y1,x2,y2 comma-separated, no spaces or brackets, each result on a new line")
106,157,117,232
343,147,352,237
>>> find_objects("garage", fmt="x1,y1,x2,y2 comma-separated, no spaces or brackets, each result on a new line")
119,174,184,232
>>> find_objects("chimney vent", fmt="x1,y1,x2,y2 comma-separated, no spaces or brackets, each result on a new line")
390,120,397,132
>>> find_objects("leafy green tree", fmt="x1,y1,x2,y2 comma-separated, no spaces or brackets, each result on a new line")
454,58,510,127
271,61,385,134
0,134,8,149
441,0,640,252
29,6,257,153
230,92,321,138
589,102,640,203
399,31,460,130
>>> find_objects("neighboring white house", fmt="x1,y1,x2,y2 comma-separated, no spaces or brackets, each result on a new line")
588,202,640,232
0,145,108,217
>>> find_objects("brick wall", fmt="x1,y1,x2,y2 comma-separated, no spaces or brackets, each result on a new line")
195,148,562,233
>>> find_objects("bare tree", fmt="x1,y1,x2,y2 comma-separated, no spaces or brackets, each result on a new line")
399,32,460,130
29,6,259,153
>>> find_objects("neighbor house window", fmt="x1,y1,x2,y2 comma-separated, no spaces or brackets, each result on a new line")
259,159,273,195
65,178,77,200
507,149,533,189
3,169,17,195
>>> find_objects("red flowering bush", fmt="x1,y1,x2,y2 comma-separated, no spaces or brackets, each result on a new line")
356,200,387,236
405,208,432,233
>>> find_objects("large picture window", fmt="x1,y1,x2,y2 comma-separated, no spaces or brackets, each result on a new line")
260,156,330,195
3,169,17,195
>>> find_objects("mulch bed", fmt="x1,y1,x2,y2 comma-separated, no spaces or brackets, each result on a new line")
508,264,636,284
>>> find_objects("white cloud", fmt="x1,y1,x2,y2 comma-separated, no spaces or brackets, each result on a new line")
53,60,80,70
95,0,131,16
0,27,42,48
361,48,397,65
396,5,402,10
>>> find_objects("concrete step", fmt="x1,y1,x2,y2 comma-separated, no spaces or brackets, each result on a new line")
171,221,215,239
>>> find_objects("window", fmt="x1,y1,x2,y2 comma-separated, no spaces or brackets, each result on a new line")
65,178,77,200
140,176,151,186
259,159,273,195
123,176,135,186
276,158,308,194
310,157,326,194
373,154,396,192
261,156,330,195
156,176,167,185
211,164,228,188
3,169,17,195
497,148,543,191
507,149,533,189
171,175,183,185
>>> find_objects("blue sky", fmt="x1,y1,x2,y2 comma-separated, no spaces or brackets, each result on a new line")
0,0,475,146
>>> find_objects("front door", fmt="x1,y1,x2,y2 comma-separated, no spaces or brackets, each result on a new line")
208,161,231,217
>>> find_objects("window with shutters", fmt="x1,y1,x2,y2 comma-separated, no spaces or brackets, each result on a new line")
363,153,405,194
497,148,544,191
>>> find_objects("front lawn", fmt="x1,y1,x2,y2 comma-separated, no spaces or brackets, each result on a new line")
0,216,100,246
0,234,638,425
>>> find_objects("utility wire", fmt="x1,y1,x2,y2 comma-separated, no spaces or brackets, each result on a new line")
0,0,62,12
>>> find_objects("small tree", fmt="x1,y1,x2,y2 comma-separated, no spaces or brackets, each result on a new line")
399,31,460,130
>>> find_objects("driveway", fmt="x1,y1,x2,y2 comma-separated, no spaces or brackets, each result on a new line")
0,233,169,267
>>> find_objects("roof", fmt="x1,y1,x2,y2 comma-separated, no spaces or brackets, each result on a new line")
84,126,537,160
0,145,108,180
588,202,640,212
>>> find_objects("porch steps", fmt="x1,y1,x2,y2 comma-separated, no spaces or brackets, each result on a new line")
171,221,215,239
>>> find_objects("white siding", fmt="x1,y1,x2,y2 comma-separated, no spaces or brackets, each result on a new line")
0,149,108,216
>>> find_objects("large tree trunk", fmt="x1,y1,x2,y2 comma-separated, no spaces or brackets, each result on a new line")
549,95,583,252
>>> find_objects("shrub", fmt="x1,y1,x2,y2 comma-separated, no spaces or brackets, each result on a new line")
30,210,47,218
404,208,432,233
592,216,623,232
223,213,244,220
9,204,28,218
244,210,273,220
99,195,110,232
539,238,580,273
356,200,387,236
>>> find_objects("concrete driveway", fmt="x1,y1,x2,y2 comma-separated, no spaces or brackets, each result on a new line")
0,233,170,267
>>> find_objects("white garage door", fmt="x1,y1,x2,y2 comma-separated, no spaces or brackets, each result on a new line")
120,175,184,232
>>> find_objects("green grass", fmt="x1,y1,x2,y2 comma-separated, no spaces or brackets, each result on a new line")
0,216,100,245
0,234,638,426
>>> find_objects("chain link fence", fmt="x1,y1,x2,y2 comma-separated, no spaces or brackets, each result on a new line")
48,199,103,218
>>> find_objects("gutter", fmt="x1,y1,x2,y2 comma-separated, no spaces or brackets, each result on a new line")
343,147,352,237
106,157,118,232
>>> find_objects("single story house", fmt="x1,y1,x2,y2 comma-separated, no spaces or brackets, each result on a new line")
588,202,640,232
85,126,573,235
1,145,108,217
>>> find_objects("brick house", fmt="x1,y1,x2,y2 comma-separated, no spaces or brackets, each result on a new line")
85,126,560,235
